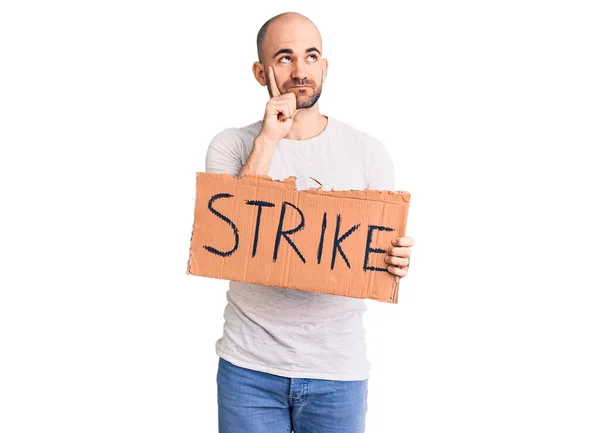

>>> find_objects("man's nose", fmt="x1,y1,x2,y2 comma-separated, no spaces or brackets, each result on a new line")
292,63,308,81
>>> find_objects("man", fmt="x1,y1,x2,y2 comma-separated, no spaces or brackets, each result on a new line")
205,11,414,433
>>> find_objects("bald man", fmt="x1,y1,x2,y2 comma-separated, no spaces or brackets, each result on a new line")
206,12,414,433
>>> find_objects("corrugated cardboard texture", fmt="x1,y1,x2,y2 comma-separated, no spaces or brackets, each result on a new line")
187,173,410,304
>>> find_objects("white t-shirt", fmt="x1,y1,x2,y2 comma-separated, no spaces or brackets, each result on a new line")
205,115,395,380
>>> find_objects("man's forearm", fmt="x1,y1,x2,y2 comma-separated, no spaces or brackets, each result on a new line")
237,135,278,177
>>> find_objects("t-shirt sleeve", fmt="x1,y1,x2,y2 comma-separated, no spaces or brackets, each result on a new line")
366,139,396,191
204,128,244,176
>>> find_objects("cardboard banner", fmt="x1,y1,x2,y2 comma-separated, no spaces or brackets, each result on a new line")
186,173,410,304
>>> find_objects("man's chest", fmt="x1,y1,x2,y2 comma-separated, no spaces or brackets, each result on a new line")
268,146,367,191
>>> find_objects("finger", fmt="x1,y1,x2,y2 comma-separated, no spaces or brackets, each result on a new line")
278,104,292,121
271,93,296,106
288,99,298,118
392,236,414,247
267,102,291,119
291,96,308,119
268,66,281,97
385,255,409,267
388,246,411,258
387,265,409,278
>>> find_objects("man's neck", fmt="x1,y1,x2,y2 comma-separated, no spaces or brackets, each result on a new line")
283,104,328,141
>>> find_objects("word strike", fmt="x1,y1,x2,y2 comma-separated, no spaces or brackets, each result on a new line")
203,193,393,273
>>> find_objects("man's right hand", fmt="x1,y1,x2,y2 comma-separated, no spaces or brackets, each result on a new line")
237,66,301,178
259,66,299,143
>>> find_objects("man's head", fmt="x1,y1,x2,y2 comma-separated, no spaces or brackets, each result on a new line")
253,12,328,109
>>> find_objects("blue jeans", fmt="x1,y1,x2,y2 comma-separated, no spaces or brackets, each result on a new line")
217,358,368,433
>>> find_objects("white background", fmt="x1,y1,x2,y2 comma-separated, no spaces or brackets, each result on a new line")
1,0,599,432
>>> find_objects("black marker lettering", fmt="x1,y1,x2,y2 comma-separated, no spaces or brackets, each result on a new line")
273,201,306,263
331,214,360,270
317,212,327,264
203,193,239,257
363,225,394,272
246,200,275,257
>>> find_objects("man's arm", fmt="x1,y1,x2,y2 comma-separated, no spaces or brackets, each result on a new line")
204,130,280,177
237,135,278,177
210,65,301,178
204,128,244,176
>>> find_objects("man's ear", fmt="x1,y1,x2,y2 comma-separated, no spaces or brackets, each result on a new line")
252,62,267,86
322,58,329,83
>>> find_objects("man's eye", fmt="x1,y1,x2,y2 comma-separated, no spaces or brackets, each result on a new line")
308,54,318,61
280,56,291,63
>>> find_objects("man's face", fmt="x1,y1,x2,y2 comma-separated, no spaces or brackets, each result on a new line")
261,18,327,109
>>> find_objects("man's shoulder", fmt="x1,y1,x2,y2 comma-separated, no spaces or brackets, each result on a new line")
235,119,263,139
211,120,263,144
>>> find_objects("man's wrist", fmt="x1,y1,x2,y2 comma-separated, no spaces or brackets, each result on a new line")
238,134,278,176
254,134,279,151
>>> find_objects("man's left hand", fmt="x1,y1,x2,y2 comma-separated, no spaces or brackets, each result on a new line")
385,236,414,278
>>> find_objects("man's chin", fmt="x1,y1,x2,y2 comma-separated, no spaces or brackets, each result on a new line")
296,95,321,110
